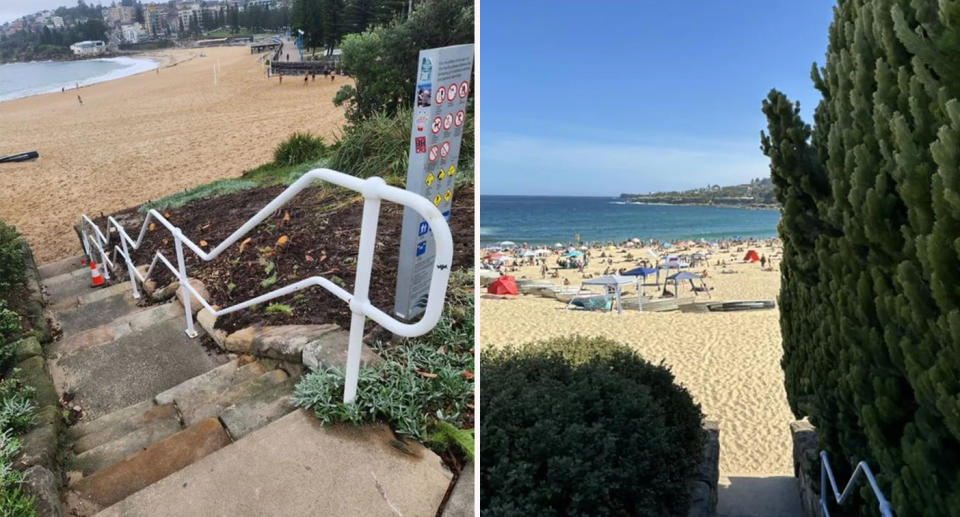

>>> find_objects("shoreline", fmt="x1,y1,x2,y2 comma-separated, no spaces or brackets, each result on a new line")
0,50,196,104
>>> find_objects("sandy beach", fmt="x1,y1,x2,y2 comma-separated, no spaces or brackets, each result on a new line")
0,45,349,263
477,240,795,479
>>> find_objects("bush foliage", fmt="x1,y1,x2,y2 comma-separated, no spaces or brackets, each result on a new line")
762,1,960,515
0,222,25,296
333,0,474,123
480,336,703,516
291,269,474,458
273,132,328,167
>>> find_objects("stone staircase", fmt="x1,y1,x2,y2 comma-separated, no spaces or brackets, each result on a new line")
36,253,454,516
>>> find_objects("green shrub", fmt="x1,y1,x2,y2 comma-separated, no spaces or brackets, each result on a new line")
273,132,327,167
761,2,960,514
0,221,25,296
292,269,474,455
0,429,34,516
480,336,703,516
0,301,21,348
330,106,474,182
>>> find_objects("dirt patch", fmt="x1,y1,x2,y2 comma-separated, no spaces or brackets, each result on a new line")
113,184,473,333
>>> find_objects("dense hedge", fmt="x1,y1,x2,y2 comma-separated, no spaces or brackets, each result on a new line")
480,336,703,516
0,221,25,295
761,1,960,515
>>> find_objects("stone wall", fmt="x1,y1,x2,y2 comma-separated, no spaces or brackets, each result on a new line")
9,242,62,517
687,421,720,517
790,419,821,517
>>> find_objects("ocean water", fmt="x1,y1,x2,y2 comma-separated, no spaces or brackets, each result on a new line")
0,57,158,102
480,195,781,245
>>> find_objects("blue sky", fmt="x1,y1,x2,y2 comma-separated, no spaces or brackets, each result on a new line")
477,1,835,196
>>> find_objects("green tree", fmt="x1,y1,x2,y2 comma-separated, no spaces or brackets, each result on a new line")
762,1,960,515
333,0,473,123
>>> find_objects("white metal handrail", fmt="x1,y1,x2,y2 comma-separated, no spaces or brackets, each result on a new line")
820,450,895,517
80,169,454,403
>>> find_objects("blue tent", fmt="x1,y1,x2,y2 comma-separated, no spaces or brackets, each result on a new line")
622,267,658,277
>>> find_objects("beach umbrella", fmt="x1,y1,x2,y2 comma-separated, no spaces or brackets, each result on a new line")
631,238,640,243
535,249,551,255
554,243,564,248
565,251,583,258
579,245,589,250
485,253,504,260
522,250,537,257
499,241,517,249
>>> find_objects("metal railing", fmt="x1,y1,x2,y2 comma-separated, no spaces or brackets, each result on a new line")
820,450,894,517
80,169,453,403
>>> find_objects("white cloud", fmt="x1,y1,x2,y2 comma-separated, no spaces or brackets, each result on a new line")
479,132,769,196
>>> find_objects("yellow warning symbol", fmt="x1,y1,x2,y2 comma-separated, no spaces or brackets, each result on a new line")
444,189,452,202
425,173,434,186
433,193,442,206
448,165,456,176
438,169,446,180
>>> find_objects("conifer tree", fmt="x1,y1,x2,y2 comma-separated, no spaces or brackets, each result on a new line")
762,1,960,515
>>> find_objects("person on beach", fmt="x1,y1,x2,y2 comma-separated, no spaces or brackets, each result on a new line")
77,95,83,105
760,254,767,268
279,74,283,84
304,75,309,86
540,263,548,279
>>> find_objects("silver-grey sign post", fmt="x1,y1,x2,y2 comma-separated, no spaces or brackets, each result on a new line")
394,43,474,319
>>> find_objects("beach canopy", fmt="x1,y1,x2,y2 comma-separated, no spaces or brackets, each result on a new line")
565,251,583,258
487,276,518,295
485,253,504,259
666,271,711,298
498,241,517,248
579,245,589,250
667,271,701,281
581,275,636,315
554,243,564,248
744,250,760,262
622,267,658,277
522,250,537,257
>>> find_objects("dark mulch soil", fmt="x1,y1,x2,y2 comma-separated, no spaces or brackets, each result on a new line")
110,184,473,333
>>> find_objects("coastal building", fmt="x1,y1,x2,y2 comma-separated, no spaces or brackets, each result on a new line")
143,5,166,35
69,40,106,56
121,23,144,44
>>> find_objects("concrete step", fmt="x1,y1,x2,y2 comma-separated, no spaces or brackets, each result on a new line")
72,403,179,455
154,358,266,408
66,418,231,514
73,405,182,475
38,254,86,280
67,400,154,442
56,284,139,337
50,314,229,421
49,302,180,359
177,369,289,427
220,378,297,440
44,267,97,310
95,411,452,517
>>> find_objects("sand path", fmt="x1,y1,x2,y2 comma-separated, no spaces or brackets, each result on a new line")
0,46,348,263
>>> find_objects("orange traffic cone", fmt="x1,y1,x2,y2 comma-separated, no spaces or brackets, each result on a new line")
90,261,104,287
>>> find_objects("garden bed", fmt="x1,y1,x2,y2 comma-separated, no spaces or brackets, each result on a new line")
110,183,473,333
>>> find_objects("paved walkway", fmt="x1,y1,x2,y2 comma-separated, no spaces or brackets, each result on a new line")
278,37,301,63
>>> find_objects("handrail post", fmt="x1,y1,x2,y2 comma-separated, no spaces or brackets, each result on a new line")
120,234,140,299
821,452,828,515
174,229,198,338
343,179,384,403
